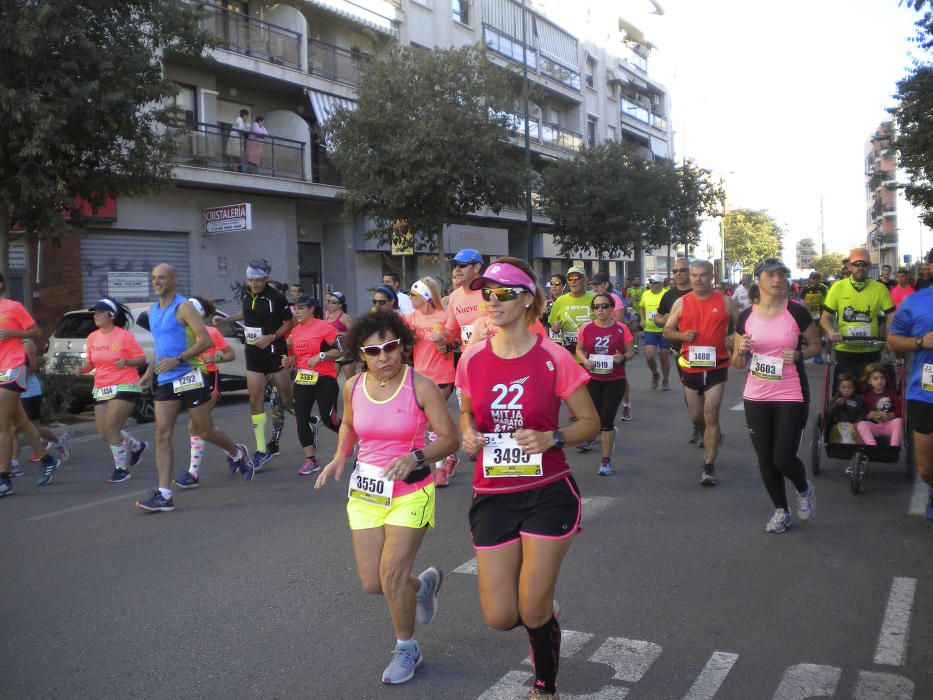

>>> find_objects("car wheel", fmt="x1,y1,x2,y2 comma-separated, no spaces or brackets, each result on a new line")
133,388,155,424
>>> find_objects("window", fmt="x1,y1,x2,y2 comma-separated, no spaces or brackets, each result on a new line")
585,56,596,89
607,124,616,142
166,83,196,125
452,0,469,24
586,117,597,146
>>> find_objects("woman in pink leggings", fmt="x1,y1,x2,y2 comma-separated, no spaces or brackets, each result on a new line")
856,363,903,446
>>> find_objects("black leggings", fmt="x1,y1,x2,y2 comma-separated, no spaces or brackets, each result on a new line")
586,378,627,432
294,376,340,448
743,400,809,509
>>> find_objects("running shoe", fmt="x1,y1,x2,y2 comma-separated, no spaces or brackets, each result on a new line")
415,566,443,625
267,440,280,457
528,688,560,699
10,461,23,477
598,459,613,476
662,380,671,391
128,440,148,468
651,373,659,390
689,430,700,445
700,463,717,486
109,468,132,484
381,640,423,684
796,481,815,521
0,474,12,496
135,489,174,513
621,405,633,421
57,432,72,461
577,439,594,453
36,454,61,487
252,450,277,473
434,466,449,487
765,508,791,533
443,453,459,478
174,471,200,489
925,488,933,523
297,457,320,476
229,444,253,481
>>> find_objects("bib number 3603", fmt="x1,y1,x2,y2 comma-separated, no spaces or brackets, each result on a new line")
348,461,392,508
750,353,782,381
482,433,543,478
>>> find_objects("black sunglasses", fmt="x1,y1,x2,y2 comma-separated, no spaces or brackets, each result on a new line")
372,298,392,306
672,268,689,273
851,261,869,268
592,303,612,310
360,338,402,356
480,287,526,302
453,262,475,269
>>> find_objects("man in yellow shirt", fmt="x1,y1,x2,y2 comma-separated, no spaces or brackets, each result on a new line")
639,274,672,390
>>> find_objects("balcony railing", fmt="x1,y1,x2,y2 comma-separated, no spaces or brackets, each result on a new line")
196,1,302,70
652,114,668,132
620,46,648,72
168,121,305,180
483,24,580,92
621,97,651,124
541,122,583,151
308,39,369,87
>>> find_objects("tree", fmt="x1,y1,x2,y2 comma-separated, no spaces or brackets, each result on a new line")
811,252,846,280
325,45,526,260
723,208,784,274
891,0,933,227
0,0,210,282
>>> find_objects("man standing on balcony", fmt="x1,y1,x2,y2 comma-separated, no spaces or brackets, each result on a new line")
226,108,250,173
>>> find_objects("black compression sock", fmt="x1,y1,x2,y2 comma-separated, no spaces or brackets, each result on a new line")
525,615,561,694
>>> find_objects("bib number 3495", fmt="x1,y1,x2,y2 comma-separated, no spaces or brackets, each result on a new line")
482,433,543,478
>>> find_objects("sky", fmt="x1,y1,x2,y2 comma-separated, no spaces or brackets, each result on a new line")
563,0,930,270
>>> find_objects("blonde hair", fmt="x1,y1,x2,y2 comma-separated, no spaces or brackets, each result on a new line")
491,256,545,326
417,276,444,310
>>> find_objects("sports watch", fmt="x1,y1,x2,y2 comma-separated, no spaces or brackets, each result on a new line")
412,449,426,466
552,430,566,450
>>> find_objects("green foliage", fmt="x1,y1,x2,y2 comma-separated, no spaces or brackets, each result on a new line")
325,45,526,248
810,252,846,280
723,209,784,274
539,142,722,258
0,0,211,275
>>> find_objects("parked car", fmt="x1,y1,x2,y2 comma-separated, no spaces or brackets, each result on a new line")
46,302,248,422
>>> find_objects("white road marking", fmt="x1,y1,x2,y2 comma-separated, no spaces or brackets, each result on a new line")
853,671,914,699
682,651,739,700
476,669,533,700
588,637,662,683
523,630,594,665
563,687,629,699
873,577,917,666
771,663,841,699
26,490,148,522
730,402,744,411
907,476,928,515
454,558,477,575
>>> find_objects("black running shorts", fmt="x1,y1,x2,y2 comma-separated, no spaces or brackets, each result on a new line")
679,366,729,394
908,400,933,435
154,381,212,408
245,345,288,375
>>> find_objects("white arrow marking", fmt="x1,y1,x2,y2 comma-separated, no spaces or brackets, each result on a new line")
730,402,744,411
563,687,630,699
772,664,841,699
523,630,594,665
874,577,917,666
588,637,662,683
683,651,739,700
476,669,533,700
454,558,477,575
853,671,914,699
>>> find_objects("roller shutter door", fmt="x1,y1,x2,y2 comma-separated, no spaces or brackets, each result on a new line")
81,232,191,307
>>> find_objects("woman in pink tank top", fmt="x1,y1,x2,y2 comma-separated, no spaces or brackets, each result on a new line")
314,310,457,685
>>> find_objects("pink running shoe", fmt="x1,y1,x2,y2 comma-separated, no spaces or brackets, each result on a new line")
434,466,449,487
298,457,320,475
443,453,460,478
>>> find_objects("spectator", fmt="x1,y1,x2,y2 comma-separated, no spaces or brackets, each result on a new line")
383,272,414,314
878,264,896,289
226,108,250,172
245,116,268,174
890,268,915,309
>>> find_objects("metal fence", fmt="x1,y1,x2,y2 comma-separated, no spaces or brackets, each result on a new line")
196,1,302,70
308,39,369,87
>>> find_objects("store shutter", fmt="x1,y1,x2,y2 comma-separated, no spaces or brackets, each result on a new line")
81,231,191,307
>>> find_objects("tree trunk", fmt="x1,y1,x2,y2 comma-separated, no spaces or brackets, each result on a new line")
0,201,10,285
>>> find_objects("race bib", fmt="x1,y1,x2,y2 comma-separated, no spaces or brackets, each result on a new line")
0,367,18,383
460,324,474,345
244,326,263,345
548,329,563,342
348,461,392,507
92,384,118,401
482,433,543,478
922,363,933,392
844,324,871,338
589,354,613,374
172,368,204,393
564,331,578,345
295,369,319,385
647,311,657,323
688,345,716,368
750,353,782,381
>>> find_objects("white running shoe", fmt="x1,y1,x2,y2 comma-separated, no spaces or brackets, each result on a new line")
765,509,791,533
796,481,815,521
415,567,443,625
381,640,423,684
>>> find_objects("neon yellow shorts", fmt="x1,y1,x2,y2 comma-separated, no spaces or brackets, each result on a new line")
346,484,436,531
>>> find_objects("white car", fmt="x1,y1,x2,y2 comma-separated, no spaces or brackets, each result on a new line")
46,302,248,421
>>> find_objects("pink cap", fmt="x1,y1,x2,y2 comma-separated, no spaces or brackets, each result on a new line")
469,262,537,293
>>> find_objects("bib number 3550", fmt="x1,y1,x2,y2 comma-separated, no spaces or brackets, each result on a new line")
348,461,392,508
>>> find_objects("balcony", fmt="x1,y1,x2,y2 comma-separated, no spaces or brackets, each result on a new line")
308,39,369,87
621,97,651,125
652,114,668,132
541,122,583,151
195,1,302,70
483,24,581,93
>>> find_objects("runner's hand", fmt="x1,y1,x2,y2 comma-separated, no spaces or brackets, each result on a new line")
738,334,752,354
513,428,550,455
829,331,843,343
254,333,274,350
922,331,933,349
781,348,797,363
462,427,484,456
383,453,418,481
211,314,226,326
154,357,181,374
314,459,345,489
583,359,594,371
682,330,697,342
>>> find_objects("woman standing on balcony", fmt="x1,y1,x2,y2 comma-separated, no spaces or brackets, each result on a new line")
226,108,250,172
245,116,268,174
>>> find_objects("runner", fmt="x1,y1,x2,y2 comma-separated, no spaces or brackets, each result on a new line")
74,299,148,483
213,259,295,470
626,276,645,352
137,264,251,512
655,257,697,441
14,338,70,477
662,260,736,485
289,294,342,475
405,277,457,486
372,285,399,312
445,248,486,351
890,267,915,310
576,292,635,475
799,272,829,364
886,247,933,521
542,274,567,332
732,273,753,313
457,257,598,699
639,274,672,390
732,258,820,533
324,290,355,379
314,310,457,684
820,247,894,386
548,266,594,359
173,296,236,489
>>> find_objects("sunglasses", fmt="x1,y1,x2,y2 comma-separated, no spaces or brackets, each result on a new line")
480,286,526,302
592,303,612,310
453,262,475,269
672,268,689,273
372,298,392,306
851,261,869,268
360,338,402,356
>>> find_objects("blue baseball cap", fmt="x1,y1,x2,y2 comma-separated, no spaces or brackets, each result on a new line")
451,248,483,264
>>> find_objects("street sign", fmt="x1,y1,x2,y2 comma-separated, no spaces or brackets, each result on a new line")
904,254,912,264
204,203,251,234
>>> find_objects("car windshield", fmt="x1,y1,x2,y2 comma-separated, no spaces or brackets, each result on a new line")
53,314,96,339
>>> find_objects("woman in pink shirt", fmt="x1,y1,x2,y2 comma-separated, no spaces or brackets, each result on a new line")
75,299,148,484
732,259,822,534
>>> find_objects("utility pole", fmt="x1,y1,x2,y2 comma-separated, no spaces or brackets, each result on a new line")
820,196,825,255
521,0,533,263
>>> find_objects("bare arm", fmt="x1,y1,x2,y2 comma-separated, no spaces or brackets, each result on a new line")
888,329,933,353
314,374,359,488
663,297,695,343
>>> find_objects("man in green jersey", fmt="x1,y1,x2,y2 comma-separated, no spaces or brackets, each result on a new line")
639,274,672,390
800,271,829,364
548,266,595,360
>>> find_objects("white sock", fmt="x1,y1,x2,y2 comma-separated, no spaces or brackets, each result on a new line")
159,487,172,500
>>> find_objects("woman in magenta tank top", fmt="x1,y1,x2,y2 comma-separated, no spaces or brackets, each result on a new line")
314,310,457,685
733,258,821,534
324,290,354,379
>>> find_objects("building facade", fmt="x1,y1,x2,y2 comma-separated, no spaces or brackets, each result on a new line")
864,121,899,272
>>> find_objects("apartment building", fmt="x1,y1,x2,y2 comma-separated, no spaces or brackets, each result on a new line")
30,0,673,324
864,121,899,272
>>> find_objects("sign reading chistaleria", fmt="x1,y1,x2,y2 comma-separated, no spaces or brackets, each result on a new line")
204,203,252,233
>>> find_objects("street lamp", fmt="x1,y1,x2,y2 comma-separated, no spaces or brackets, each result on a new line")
521,0,533,263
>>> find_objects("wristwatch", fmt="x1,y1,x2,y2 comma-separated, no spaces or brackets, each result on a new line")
412,449,426,466
917,337,923,349
552,430,566,450
319,352,327,360
175,354,184,363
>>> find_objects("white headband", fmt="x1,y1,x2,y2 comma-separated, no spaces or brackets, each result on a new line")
410,280,432,301
246,265,268,279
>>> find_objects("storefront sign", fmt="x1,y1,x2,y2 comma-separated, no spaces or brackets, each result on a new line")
443,224,509,256
8,242,26,270
204,203,252,234
107,271,150,299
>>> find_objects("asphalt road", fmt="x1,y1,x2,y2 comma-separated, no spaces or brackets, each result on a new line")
2,361,930,699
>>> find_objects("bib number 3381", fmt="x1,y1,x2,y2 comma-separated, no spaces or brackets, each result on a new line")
348,461,392,507
482,433,543,478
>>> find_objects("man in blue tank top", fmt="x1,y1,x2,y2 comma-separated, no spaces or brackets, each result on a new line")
136,264,252,512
